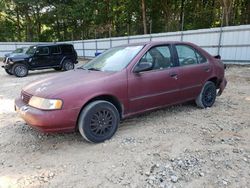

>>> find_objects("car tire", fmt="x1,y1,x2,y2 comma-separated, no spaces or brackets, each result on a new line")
54,67,62,71
5,68,13,75
78,100,120,143
195,81,216,108
62,59,74,71
12,64,28,77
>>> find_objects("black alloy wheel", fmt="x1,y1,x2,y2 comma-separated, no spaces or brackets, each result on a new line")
78,100,120,143
196,81,216,108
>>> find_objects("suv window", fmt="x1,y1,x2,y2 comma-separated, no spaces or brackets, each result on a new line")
36,47,49,56
138,46,173,71
61,45,73,53
176,45,206,66
51,46,61,54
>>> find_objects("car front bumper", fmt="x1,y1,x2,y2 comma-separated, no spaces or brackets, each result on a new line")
1,63,12,69
15,97,80,133
217,77,227,96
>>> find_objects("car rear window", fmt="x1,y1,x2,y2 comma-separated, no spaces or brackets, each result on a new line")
51,46,61,54
61,45,73,53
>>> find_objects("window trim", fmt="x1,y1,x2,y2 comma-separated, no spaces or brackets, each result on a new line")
132,44,176,74
174,44,208,67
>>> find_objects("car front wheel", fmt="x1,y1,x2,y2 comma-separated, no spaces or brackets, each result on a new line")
12,64,28,77
196,81,216,108
78,100,120,143
63,60,74,71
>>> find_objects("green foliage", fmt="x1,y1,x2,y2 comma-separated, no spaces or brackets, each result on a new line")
0,0,249,42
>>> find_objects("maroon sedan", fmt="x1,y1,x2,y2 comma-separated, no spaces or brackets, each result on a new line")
15,41,227,143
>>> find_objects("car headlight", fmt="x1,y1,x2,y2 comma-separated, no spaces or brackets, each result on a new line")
28,96,63,110
8,58,14,64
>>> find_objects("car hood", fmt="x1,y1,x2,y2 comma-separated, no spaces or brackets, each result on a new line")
9,53,31,60
23,69,116,98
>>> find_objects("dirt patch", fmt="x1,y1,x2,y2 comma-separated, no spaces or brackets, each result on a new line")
0,64,249,188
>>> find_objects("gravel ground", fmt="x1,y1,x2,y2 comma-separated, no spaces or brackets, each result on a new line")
0,62,249,188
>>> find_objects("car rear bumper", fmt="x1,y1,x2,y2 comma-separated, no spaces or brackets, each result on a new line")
15,97,80,133
217,77,227,96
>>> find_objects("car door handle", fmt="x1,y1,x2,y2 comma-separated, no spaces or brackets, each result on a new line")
203,66,210,72
170,72,178,79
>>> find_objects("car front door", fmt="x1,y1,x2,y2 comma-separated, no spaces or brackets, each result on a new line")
174,44,212,101
32,46,52,68
128,45,181,114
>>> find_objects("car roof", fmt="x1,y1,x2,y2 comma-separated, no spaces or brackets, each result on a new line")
34,43,73,47
119,41,197,47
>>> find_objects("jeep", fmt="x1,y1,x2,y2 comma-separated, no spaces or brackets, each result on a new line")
2,43,78,77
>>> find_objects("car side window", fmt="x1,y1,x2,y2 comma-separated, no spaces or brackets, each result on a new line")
51,46,61,54
37,47,49,56
138,46,173,71
196,51,207,64
176,45,207,66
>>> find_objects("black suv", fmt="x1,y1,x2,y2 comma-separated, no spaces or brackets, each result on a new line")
2,43,78,77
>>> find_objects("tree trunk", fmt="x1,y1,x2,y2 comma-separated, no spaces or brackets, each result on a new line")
246,0,250,24
141,0,147,34
36,5,41,41
221,0,234,26
56,16,61,41
16,7,22,41
180,0,185,31
25,13,33,41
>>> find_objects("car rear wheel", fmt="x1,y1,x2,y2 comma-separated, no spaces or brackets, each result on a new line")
5,68,13,75
78,100,120,143
12,64,28,77
196,81,216,108
63,60,74,71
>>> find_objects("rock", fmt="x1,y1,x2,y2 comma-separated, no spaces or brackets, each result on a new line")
199,172,204,177
170,175,178,183
48,172,55,178
222,180,228,185
232,148,239,153
36,166,41,169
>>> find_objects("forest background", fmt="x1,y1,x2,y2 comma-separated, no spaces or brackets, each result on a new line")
0,0,249,42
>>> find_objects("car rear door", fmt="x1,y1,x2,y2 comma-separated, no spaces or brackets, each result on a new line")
174,44,212,101
51,45,62,66
128,45,181,114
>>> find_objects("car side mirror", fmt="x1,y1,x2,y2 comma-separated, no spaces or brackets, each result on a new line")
214,55,221,59
134,61,153,73
35,50,40,55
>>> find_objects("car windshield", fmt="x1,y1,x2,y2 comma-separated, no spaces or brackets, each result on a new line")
13,47,26,53
26,46,37,55
82,45,144,72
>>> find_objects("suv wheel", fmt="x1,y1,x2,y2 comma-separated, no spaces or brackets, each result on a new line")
5,68,13,75
78,100,120,143
12,64,28,77
196,81,216,108
63,60,74,71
